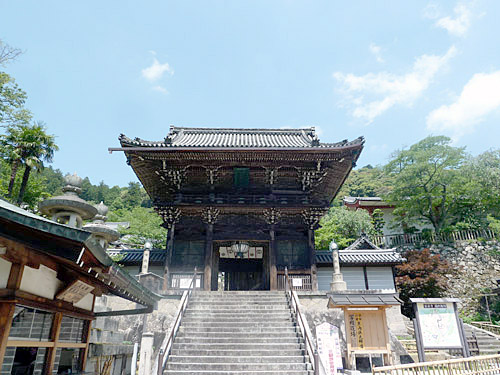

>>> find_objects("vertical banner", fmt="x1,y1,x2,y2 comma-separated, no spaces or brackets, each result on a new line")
316,322,343,374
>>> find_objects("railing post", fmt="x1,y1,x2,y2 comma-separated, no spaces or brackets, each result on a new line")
285,267,289,293
157,349,164,375
314,349,319,375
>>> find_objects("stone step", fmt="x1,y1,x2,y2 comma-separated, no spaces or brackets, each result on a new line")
172,343,305,351
165,371,313,375
178,327,299,334
193,291,286,295
170,348,306,357
182,316,293,323
168,355,308,364
180,322,296,328
165,362,312,371
183,311,293,318
175,336,302,344
187,305,289,310
176,331,300,339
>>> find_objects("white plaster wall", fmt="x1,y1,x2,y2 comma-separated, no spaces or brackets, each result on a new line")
19,265,63,299
0,257,12,288
74,292,94,311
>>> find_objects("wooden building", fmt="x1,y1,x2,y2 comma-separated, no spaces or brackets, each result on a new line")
0,199,157,375
112,127,364,291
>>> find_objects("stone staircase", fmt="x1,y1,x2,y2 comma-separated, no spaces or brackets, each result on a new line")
164,290,314,374
464,324,500,356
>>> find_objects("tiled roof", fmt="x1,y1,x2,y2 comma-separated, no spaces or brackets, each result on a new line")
119,126,364,149
345,234,380,250
107,249,166,264
111,248,404,266
316,250,404,265
328,292,402,306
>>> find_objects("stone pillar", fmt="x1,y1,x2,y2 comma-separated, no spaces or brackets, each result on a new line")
138,332,153,375
330,246,347,291
204,223,213,291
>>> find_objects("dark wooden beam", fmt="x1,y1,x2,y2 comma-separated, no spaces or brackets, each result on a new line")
204,223,213,291
269,225,277,291
308,229,318,291
45,312,63,375
163,225,175,292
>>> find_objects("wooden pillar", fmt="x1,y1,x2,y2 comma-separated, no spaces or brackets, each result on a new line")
0,262,24,365
308,228,318,291
163,225,175,291
0,302,15,366
45,312,63,375
204,223,213,291
269,225,277,291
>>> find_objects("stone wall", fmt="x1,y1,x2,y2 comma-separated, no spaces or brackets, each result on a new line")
398,240,500,316
86,295,181,375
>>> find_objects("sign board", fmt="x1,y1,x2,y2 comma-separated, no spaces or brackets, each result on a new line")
348,313,365,349
56,279,94,304
416,302,462,348
316,322,343,374
292,278,303,287
178,277,201,289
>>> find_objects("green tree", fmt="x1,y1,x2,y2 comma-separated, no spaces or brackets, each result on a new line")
0,72,32,127
371,208,385,235
315,206,374,249
0,159,50,210
396,249,453,317
1,122,59,204
108,207,166,247
336,165,394,205
385,136,468,232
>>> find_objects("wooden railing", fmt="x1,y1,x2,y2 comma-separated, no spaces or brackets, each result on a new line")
371,229,499,248
155,268,198,375
372,354,500,375
470,321,500,337
284,267,319,375
278,272,312,291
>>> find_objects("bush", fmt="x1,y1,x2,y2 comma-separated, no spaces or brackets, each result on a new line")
396,249,454,317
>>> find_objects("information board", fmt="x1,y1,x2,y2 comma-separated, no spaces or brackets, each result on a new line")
416,302,462,348
316,322,343,374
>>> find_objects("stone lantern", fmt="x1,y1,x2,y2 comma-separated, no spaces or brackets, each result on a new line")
83,202,120,249
39,173,97,228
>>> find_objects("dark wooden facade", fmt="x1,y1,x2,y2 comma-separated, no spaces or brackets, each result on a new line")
113,127,364,291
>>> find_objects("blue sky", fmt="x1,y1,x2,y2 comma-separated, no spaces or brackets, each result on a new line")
2,1,499,187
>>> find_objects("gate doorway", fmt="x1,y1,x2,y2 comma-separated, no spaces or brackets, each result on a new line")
215,242,269,291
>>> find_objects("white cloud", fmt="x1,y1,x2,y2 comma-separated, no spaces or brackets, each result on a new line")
435,3,472,36
333,46,457,124
142,57,174,82
152,85,168,94
427,71,500,139
369,43,384,63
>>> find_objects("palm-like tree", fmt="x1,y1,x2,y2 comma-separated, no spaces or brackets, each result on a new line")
0,122,58,203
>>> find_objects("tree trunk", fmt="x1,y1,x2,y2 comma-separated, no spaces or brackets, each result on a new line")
7,159,20,197
17,165,31,204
